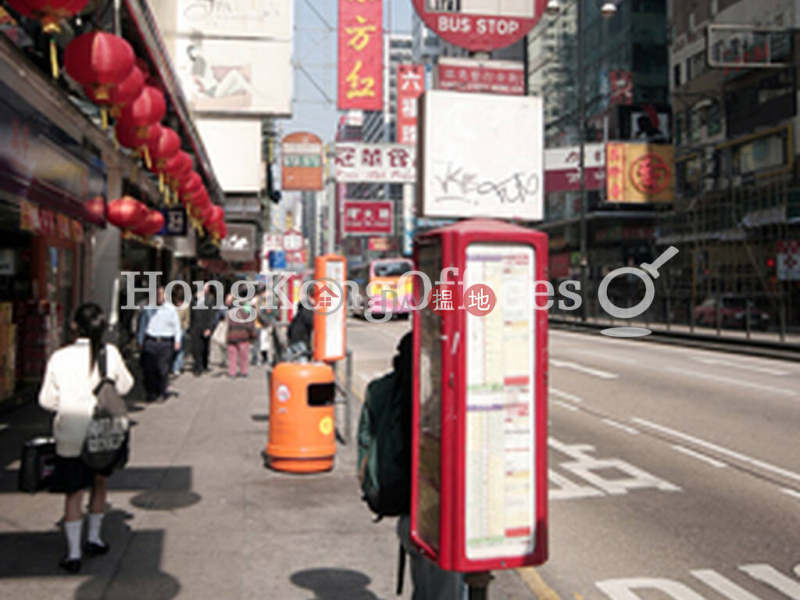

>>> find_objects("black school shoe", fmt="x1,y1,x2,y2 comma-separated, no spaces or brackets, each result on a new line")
59,557,81,573
84,541,110,557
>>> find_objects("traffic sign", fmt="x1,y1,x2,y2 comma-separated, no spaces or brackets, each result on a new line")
411,0,547,52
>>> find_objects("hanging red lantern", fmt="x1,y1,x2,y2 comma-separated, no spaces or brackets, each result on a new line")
164,151,193,180
6,0,90,78
179,171,203,198
148,127,181,171
106,65,145,117
185,187,211,210
65,31,134,103
107,196,148,230
85,195,105,222
131,210,165,237
204,205,225,227
118,85,166,132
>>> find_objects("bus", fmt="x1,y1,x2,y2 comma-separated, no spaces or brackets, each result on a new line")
348,257,414,319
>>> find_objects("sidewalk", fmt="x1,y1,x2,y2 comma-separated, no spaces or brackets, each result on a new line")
0,359,530,600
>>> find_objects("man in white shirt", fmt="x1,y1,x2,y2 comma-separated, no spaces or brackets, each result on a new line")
137,286,181,402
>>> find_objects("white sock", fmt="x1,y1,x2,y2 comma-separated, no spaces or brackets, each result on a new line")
87,513,105,546
64,520,82,560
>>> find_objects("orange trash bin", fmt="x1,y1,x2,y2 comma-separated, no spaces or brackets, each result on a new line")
266,362,336,473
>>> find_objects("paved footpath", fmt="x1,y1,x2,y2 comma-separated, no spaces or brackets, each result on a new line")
0,353,531,600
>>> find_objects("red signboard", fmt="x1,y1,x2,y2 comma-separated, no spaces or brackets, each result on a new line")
437,58,524,95
397,64,425,145
342,201,393,235
609,71,633,105
338,0,384,111
412,0,546,52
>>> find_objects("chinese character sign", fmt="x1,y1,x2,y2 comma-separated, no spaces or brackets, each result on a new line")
342,200,393,235
334,143,416,183
436,58,524,96
396,64,425,145
605,143,674,204
338,0,383,111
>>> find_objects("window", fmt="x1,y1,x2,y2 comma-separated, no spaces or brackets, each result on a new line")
688,12,695,32
674,113,683,145
673,63,681,87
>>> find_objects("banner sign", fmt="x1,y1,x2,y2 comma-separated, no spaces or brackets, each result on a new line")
342,201,393,235
777,240,800,281
605,143,675,204
437,58,524,95
338,0,383,111
159,208,188,237
397,64,426,145
334,143,416,183
411,0,547,52
609,71,633,105
220,223,257,262
545,144,605,192
282,132,324,191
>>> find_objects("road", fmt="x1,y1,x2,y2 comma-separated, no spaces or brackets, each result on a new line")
347,318,800,600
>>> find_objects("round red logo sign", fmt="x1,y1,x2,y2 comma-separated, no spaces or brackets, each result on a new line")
629,153,672,195
411,0,548,52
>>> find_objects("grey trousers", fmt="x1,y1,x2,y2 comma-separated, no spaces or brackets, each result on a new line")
397,515,467,600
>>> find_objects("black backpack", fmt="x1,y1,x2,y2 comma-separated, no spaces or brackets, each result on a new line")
81,347,130,472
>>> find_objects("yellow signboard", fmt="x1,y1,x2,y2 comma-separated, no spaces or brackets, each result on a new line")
606,143,674,203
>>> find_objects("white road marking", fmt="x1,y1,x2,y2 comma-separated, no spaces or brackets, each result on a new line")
690,570,762,600
780,488,800,500
739,564,800,600
550,359,618,380
695,357,789,376
632,417,800,485
569,348,637,365
671,445,727,468
601,418,640,435
550,388,584,403
552,400,579,412
665,367,796,398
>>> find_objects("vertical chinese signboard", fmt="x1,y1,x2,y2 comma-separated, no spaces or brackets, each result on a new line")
605,143,675,204
282,132,324,191
338,0,383,111
397,64,425,145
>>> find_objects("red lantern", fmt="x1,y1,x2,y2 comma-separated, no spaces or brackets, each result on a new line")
85,196,105,222
116,121,160,150
148,127,181,171
118,85,166,132
179,172,203,198
64,31,134,102
107,196,148,230
106,65,145,117
204,205,225,227
131,210,165,237
185,188,211,210
5,0,89,33
164,151,193,180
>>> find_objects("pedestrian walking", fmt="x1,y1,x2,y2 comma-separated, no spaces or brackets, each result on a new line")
172,287,191,376
137,286,181,402
226,294,256,378
191,284,217,376
256,289,278,365
38,303,134,574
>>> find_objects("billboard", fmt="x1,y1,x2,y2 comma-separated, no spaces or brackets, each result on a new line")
342,201,393,235
221,223,257,262
605,143,674,204
411,0,547,52
338,0,383,111
334,143,416,183
165,0,293,117
545,144,605,192
397,64,426,145
419,90,544,221
437,57,524,95
196,119,263,192
281,132,324,191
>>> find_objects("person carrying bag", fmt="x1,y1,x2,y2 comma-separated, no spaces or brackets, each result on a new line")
38,303,134,574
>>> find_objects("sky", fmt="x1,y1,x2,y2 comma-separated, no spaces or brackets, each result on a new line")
282,0,416,144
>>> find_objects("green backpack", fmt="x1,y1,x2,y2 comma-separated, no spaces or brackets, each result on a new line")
357,370,411,518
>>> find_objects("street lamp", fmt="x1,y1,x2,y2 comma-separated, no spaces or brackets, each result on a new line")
543,0,617,321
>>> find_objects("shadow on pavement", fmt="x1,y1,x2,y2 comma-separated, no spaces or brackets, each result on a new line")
290,568,384,600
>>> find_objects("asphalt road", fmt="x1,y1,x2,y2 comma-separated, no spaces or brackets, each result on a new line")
346,318,800,600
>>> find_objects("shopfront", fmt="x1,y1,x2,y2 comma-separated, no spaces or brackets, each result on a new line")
0,80,105,409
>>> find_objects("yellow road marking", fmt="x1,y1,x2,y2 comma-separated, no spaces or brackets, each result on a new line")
517,568,565,600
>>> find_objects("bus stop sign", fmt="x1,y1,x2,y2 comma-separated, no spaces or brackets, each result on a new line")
411,0,548,52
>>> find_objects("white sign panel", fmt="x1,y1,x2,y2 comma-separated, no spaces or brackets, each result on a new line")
324,260,346,360
465,243,536,559
334,143,416,183
777,240,800,281
420,90,544,221
174,0,292,39
196,119,262,192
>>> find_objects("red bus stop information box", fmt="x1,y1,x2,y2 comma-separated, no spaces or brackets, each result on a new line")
411,219,549,572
